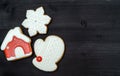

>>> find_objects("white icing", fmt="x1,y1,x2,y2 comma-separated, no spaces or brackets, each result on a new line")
7,52,32,61
1,27,31,50
32,35,65,72
15,47,25,58
22,7,51,37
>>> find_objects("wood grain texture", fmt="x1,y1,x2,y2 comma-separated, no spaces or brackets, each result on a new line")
0,0,120,76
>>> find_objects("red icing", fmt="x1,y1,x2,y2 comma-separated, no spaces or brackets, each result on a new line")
4,36,32,58
36,56,42,62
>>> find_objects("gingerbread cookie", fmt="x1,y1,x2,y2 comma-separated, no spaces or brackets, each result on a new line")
1,27,32,61
32,35,65,72
22,7,51,37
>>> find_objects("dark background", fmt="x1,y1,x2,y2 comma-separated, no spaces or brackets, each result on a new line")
0,0,120,76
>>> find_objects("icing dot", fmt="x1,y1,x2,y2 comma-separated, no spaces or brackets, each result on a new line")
36,56,42,62
6,46,9,49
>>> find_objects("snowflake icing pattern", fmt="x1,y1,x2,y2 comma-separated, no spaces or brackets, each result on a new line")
22,7,51,37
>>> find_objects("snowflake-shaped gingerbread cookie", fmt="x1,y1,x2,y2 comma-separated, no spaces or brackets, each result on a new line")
22,7,51,36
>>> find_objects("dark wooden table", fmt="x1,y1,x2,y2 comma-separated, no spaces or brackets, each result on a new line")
0,0,120,76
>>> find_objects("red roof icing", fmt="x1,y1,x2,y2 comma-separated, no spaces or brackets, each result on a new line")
4,36,32,58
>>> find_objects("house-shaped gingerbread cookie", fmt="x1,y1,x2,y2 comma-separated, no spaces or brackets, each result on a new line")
1,27,32,61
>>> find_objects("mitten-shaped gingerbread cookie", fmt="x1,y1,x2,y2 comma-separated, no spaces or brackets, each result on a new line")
32,35,65,72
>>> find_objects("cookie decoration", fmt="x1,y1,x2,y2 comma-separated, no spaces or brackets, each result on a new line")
0,6,65,72
1,27,32,61
22,7,51,37
32,35,65,72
